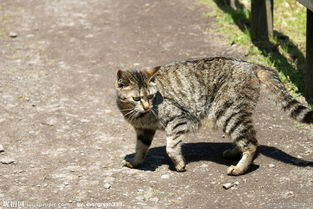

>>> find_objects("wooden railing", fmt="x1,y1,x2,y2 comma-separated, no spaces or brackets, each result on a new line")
297,0,313,100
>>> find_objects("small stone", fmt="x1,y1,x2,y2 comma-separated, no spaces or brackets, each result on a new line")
80,119,90,123
44,117,58,126
200,164,209,168
0,144,4,152
9,32,18,38
104,109,112,114
233,181,239,185
279,177,290,183
223,182,234,190
104,183,111,189
143,189,153,199
150,197,159,202
103,177,115,183
0,157,16,164
269,164,275,168
297,155,303,159
282,191,294,198
85,34,94,38
161,174,170,179
135,195,145,201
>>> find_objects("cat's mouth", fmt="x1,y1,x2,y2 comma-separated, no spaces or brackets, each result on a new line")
137,111,149,118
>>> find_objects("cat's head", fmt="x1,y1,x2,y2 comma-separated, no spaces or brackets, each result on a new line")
115,66,160,119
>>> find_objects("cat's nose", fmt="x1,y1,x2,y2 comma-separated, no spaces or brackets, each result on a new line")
141,100,150,111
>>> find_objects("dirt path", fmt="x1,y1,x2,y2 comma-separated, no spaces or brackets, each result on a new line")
0,0,312,208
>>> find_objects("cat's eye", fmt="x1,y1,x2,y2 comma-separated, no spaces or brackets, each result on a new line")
147,95,154,100
132,97,141,101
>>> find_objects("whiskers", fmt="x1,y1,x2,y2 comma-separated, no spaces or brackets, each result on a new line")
121,108,138,122
121,106,160,124
150,107,158,118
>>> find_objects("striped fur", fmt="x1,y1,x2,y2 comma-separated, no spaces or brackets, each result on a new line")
255,65,313,123
116,57,312,175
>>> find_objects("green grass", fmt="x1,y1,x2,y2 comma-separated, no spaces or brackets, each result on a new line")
200,0,308,102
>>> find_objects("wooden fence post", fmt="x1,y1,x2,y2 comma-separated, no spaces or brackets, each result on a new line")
229,0,236,9
251,0,273,41
305,9,313,99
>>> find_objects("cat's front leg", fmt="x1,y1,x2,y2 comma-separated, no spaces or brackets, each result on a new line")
165,119,188,172
166,134,186,172
122,128,155,168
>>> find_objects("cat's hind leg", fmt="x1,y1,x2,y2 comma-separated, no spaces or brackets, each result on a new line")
122,128,155,168
227,140,257,175
225,115,258,175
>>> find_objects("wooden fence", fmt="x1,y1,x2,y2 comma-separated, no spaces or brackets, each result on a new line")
297,0,313,100
239,0,313,100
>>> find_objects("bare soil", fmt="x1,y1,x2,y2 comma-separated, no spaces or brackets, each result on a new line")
0,0,312,208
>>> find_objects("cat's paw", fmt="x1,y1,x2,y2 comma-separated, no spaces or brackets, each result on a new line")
122,159,138,168
175,162,186,172
227,165,245,176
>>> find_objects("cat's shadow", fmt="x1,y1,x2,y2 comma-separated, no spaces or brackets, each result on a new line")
124,142,313,173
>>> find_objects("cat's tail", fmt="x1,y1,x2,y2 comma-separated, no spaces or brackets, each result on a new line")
254,65,313,124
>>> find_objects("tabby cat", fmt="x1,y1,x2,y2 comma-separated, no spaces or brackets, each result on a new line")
116,57,313,175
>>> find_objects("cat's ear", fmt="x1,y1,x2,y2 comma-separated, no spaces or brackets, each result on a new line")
116,70,130,88
143,66,160,83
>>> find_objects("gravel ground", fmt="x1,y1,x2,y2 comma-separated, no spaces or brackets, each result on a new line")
0,0,312,208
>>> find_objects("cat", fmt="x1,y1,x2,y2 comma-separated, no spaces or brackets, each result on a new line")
115,57,313,175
